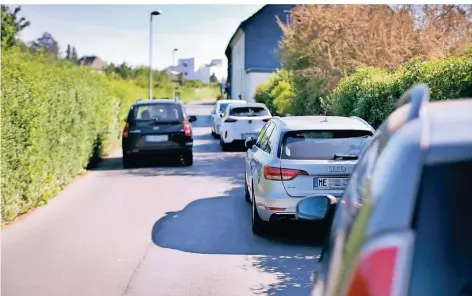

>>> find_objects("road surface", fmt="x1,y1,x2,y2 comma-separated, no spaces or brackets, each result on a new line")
2,101,321,296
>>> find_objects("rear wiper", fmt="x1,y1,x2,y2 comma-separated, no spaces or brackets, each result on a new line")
332,154,359,160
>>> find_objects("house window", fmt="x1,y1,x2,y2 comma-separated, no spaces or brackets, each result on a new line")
184,72,188,76
183,62,188,67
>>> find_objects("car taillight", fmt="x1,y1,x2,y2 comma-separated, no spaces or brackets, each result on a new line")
123,122,129,138
225,117,238,123
262,117,271,122
263,166,308,181
344,246,398,296
183,120,191,136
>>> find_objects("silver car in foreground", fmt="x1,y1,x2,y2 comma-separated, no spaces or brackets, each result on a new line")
244,115,375,235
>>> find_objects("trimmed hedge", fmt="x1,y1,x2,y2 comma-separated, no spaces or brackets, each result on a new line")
1,47,147,222
331,56,472,127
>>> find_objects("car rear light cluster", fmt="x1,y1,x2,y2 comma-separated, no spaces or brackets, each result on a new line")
344,246,399,296
225,117,238,123
263,166,308,181
262,117,271,122
123,122,129,138
183,120,192,136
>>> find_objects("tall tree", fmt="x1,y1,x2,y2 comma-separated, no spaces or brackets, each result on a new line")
30,32,60,57
1,5,30,48
65,44,71,59
70,46,78,61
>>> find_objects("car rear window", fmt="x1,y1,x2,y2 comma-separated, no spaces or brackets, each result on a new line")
281,130,373,160
409,159,472,296
131,103,183,122
229,107,269,117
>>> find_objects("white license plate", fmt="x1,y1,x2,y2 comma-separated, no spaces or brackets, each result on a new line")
145,135,168,142
314,177,349,189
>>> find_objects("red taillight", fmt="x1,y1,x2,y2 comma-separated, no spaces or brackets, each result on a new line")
123,122,129,138
345,246,398,296
263,166,308,181
183,120,191,136
225,117,238,123
262,117,271,122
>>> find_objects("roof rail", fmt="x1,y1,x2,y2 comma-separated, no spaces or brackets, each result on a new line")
395,84,430,121
349,116,374,131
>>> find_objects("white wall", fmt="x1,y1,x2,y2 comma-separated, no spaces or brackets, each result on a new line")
230,30,245,100
245,72,272,103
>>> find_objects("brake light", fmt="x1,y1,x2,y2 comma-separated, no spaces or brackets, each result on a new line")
183,120,191,136
263,166,308,181
262,117,271,122
123,122,129,138
225,117,238,123
345,246,398,296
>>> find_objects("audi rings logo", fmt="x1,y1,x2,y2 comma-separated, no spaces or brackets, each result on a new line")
328,165,347,173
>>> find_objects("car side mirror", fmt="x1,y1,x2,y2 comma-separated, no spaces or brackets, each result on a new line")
295,194,337,220
188,115,197,122
245,137,255,150
219,113,225,118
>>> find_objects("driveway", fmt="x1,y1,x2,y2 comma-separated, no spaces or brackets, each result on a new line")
1,101,321,296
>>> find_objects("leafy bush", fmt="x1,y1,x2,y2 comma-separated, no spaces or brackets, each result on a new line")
254,69,294,116
1,47,147,222
331,55,472,127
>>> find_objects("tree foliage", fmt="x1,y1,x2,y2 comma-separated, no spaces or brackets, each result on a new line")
267,4,472,115
1,5,30,48
30,32,60,57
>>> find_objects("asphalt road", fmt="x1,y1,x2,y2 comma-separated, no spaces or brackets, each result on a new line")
2,101,322,296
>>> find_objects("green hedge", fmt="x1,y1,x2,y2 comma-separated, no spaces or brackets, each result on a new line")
254,69,294,116
331,56,472,127
1,47,147,222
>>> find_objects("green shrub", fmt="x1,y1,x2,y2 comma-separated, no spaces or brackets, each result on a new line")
331,55,472,127
254,69,294,116
1,47,146,222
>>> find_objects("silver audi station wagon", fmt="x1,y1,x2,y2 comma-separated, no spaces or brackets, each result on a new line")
244,115,375,235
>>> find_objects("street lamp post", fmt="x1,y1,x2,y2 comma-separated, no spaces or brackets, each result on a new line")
149,10,161,100
172,48,178,100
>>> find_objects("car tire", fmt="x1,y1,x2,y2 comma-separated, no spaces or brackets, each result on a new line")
245,174,251,204
183,152,193,166
221,140,230,151
252,189,268,236
211,130,216,138
122,155,135,169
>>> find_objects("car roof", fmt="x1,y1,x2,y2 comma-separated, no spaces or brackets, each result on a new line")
132,99,181,106
426,98,472,146
276,115,374,132
229,102,267,109
217,99,245,103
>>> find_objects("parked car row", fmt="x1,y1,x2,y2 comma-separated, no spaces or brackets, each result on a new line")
296,85,472,296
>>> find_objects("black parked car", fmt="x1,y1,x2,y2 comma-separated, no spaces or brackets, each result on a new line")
122,99,197,168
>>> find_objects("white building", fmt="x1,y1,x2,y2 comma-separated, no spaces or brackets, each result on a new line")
224,5,295,102
167,58,224,83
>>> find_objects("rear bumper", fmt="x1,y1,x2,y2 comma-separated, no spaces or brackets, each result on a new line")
256,194,342,222
123,143,192,156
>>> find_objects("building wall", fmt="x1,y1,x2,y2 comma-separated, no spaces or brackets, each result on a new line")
243,5,295,71
245,72,272,102
230,30,245,100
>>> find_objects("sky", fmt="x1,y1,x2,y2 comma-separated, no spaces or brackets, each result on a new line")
18,4,265,78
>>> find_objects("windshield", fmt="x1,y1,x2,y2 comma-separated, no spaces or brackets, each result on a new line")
281,130,373,160
229,107,269,117
132,103,183,122
218,103,229,113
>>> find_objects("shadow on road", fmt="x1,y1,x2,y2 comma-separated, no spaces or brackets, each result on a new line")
150,184,322,296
